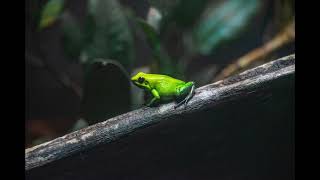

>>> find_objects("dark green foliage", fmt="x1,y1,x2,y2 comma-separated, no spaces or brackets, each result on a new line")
81,59,131,124
61,13,84,61
162,0,209,29
148,0,180,17
33,0,294,122
192,0,263,55
81,0,134,71
136,18,179,77
39,0,65,29
61,0,135,122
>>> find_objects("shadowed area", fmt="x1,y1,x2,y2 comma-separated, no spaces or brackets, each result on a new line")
26,73,294,180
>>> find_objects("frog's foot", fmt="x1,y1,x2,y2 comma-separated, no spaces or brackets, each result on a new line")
183,84,195,106
174,83,195,109
146,98,159,107
145,89,161,107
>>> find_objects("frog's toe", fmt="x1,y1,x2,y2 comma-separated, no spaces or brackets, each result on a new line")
185,85,195,104
174,99,186,109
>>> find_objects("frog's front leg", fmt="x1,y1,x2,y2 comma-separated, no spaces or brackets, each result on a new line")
175,82,195,108
146,89,160,106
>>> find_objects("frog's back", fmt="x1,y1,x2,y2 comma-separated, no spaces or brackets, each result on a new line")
146,74,185,96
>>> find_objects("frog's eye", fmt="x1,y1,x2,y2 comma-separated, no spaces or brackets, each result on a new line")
138,77,145,83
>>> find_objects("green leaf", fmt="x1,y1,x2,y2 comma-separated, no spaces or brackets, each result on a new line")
165,0,209,28
148,0,181,17
81,59,131,124
135,18,180,78
39,0,65,30
146,7,162,32
136,18,160,50
81,0,134,72
61,13,84,61
192,0,262,55
148,0,210,34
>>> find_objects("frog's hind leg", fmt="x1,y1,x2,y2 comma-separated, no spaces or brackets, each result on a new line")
146,89,161,107
183,83,195,105
174,82,195,109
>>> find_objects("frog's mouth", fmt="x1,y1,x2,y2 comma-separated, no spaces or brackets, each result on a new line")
131,79,144,88
131,79,150,90
131,80,139,86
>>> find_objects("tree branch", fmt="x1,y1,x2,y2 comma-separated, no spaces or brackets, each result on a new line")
25,54,295,171
214,21,295,81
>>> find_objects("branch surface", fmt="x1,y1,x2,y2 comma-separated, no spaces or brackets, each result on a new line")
25,54,295,171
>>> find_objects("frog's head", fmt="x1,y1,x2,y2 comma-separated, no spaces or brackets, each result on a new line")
131,72,150,89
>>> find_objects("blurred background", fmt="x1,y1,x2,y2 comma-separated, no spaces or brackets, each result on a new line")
25,0,295,148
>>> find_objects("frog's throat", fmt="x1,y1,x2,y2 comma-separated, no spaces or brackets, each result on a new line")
132,81,149,90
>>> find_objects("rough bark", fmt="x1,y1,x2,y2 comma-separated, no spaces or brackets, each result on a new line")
25,54,295,171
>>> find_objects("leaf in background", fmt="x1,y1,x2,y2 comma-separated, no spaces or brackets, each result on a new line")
61,12,84,61
166,0,209,28
148,0,181,18
136,18,180,78
148,0,209,34
146,0,211,78
263,0,295,42
146,7,162,32
81,59,131,124
274,0,295,29
136,18,160,51
81,0,134,72
39,0,65,30
192,0,262,55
